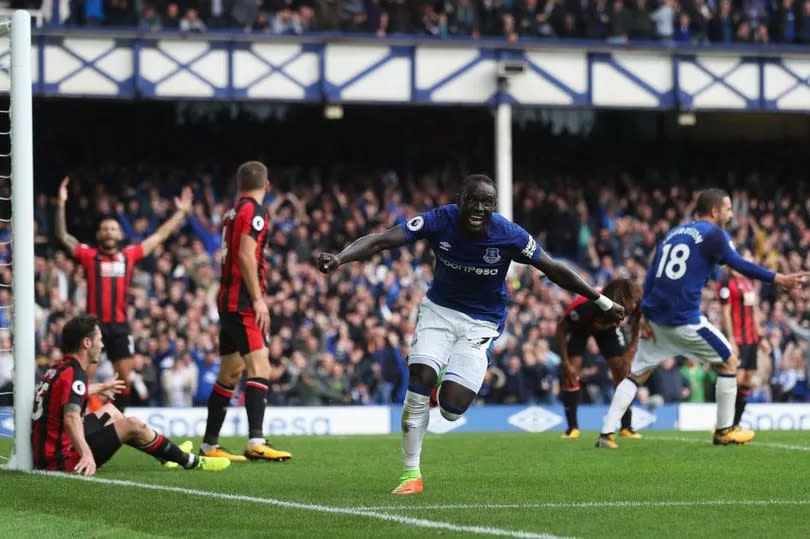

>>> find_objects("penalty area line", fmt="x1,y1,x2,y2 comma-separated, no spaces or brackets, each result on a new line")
29,471,570,539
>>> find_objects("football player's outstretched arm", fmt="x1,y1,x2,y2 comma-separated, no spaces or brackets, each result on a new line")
532,252,626,324
723,248,809,290
141,186,193,256
55,177,79,254
317,226,408,274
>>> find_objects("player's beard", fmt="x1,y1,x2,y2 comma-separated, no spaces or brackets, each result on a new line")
101,239,120,252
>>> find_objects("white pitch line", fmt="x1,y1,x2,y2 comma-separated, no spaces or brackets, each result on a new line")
354,499,810,511
646,435,810,452
29,471,569,539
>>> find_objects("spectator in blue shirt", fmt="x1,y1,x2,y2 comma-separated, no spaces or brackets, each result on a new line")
674,12,692,42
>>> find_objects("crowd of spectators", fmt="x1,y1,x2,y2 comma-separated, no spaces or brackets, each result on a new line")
1,162,809,411
16,0,810,45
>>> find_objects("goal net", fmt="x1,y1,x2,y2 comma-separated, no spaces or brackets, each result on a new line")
0,10,35,472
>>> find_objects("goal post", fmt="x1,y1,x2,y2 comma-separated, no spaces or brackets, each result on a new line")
5,9,34,472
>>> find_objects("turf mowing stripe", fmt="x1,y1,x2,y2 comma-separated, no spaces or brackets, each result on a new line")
354,499,810,511
29,471,570,539
647,435,810,452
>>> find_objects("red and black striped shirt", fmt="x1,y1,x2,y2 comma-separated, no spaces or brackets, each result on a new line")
564,296,607,332
718,275,759,345
31,356,88,471
217,196,269,314
74,243,144,325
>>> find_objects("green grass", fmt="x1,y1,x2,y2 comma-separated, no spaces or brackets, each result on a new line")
2,431,810,538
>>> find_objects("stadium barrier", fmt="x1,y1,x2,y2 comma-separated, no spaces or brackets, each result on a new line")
3,31,810,111
4,404,810,438
390,404,678,434
678,403,810,431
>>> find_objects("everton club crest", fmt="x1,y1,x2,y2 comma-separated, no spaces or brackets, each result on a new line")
483,248,501,264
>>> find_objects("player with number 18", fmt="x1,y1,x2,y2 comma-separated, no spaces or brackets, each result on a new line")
597,189,809,448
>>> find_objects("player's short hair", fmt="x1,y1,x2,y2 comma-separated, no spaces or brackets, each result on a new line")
602,278,642,310
96,215,120,230
62,314,100,354
695,188,729,217
237,161,268,191
460,174,496,196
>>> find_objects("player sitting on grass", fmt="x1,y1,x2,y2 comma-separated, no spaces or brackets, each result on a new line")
32,314,231,475
557,278,642,439
597,188,809,449
317,174,625,495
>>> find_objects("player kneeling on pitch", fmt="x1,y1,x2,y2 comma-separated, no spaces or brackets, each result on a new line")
32,314,231,475
596,189,809,449
318,174,625,495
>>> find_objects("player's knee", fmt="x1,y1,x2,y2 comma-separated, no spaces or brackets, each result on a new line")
245,350,270,379
408,363,438,389
126,416,148,435
721,354,738,373
437,383,474,421
105,405,124,422
248,363,270,380
219,370,241,387
563,368,578,387
439,406,464,422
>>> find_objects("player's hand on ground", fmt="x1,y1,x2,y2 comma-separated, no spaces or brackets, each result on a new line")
74,453,96,476
604,303,625,324
174,186,193,215
58,177,70,204
774,272,810,290
252,298,270,335
316,253,341,274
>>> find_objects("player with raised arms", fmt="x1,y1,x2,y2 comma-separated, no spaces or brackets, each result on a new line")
317,174,626,495
597,188,809,448
32,314,230,474
55,177,193,411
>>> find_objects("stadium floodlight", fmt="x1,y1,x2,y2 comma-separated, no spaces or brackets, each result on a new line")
2,10,35,472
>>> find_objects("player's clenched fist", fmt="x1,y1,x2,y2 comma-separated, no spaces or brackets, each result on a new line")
316,253,341,274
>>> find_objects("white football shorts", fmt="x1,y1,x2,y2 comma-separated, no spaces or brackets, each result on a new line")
630,315,732,376
408,297,500,393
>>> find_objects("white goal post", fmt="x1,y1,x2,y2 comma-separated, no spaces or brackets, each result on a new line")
4,9,35,472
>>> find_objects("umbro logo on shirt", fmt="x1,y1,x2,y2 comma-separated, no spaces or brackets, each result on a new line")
439,241,451,251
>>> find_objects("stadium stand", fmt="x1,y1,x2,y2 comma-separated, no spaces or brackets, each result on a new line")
14,0,810,46
6,143,809,410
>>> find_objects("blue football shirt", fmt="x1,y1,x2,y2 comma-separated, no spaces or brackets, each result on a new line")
401,204,543,326
643,220,759,326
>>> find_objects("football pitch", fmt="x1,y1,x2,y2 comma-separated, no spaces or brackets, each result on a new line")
2,431,809,538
